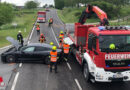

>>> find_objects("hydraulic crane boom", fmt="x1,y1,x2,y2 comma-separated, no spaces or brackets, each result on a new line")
78,5,109,25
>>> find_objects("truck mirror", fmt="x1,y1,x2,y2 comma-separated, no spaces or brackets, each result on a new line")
88,38,92,50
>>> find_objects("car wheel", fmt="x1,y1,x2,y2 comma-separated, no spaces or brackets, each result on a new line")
83,63,90,82
6,55,15,63
44,56,50,65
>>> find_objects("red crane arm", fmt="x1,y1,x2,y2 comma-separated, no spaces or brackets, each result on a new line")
79,5,109,25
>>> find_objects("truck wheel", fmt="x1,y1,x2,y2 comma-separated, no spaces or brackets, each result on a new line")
83,63,90,82
44,57,50,65
6,55,15,63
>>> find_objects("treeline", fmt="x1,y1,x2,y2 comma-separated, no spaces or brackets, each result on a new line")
0,3,14,26
55,0,130,19
55,0,130,9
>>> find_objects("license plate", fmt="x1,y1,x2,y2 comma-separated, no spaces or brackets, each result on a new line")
113,74,123,78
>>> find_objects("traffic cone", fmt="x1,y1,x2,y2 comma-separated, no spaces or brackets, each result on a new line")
0,76,5,87
0,77,3,83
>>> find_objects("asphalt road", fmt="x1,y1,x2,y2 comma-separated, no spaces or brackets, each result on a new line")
6,9,130,90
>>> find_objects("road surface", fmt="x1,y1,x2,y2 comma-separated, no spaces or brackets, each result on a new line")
5,9,130,90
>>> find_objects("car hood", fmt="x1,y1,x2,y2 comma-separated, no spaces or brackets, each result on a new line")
6,36,21,50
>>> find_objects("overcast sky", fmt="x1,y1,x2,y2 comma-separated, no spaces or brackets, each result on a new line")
2,0,54,6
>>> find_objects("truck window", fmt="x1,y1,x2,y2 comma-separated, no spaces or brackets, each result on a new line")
92,37,96,50
88,33,97,50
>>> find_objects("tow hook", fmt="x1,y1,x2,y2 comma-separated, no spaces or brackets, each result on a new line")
90,79,95,83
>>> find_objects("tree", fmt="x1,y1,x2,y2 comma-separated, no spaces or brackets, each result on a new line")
55,0,64,9
0,3,14,26
43,4,48,8
25,1,39,9
91,1,120,18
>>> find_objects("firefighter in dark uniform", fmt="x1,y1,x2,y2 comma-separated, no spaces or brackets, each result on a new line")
17,31,24,46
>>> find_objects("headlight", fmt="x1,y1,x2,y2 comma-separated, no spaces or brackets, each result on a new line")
96,73,103,80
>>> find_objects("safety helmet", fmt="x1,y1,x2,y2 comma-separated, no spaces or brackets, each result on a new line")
52,46,57,50
50,42,54,45
40,33,43,36
60,31,63,34
18,31,21,33
109,43,115,49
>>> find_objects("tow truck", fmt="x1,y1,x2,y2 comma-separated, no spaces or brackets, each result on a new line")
65,5,130,82
37,11,46,23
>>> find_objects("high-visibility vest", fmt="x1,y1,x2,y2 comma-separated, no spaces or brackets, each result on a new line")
63,44,70,54
37,27,40,31
59,34,64,39
50,51,57,62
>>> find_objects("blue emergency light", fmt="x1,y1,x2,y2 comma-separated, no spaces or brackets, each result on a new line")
98,26,105,31
106,65,110,67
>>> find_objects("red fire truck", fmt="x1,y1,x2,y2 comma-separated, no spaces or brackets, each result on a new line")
37,11,46,23
65,5,130,82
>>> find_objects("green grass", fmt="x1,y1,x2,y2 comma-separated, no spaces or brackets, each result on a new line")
57,6,130,24
57,8,99,23
0,9,39,47
109,18,130,26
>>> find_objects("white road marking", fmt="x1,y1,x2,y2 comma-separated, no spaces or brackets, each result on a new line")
19,63,22,67
75,79,82,90
66,62,72,70
28,41,30,44
29,25,35,40
11,72,19,90
45,69,49,89
51,27,60,47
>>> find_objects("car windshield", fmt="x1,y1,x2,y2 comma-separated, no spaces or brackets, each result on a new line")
99,35,130,52
38,14,45,18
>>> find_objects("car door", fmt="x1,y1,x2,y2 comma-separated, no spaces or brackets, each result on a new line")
34,46,51,60
18,46,36,61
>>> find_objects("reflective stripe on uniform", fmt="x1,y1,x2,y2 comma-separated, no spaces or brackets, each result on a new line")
63,44,70,54
50,51,57,62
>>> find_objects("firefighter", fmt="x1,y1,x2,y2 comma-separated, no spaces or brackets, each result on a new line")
36,25,40,34
50,46,58,73
59,31,64,39
17,31,24,46
39,33,46,43
109,43,116,49
59,36,63,48
50,42,54,46
48,18,53,27
62,40,70,62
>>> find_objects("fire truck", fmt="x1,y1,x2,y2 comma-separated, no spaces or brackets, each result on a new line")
37,11,46,23
65,5,130,82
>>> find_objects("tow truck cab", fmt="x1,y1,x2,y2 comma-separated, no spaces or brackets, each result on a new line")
37,11,46,23
68,23,130,82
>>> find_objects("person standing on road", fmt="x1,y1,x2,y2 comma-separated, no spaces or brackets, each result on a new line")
39,33,46,43
48,18,53,27
17,31,24,46
59,31,64,39
59,36,63,48
50,46,58,73
36,25,40,34
62,40,70,62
